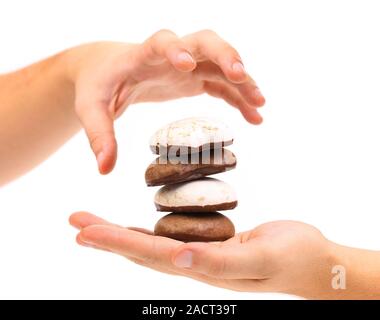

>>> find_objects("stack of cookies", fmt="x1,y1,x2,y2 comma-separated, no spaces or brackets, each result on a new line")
145,117,237,242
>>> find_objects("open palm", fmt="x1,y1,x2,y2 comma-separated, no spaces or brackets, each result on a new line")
70,212,333,297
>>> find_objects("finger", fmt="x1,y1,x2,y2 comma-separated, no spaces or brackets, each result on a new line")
74,231,178,274
142,29,196,72
76,226,270,291
195,61,265,107
129,256,242,290
127,256,179,276
77,238,268,292
76,225,232,283
69,211,115,230
78,225,182,268
75,96,117,175
172,242,266,279
126,227,155,236
184,30,248,83
69,212,152,233
238,79,266,107
129,254,268,292
203,81,263,124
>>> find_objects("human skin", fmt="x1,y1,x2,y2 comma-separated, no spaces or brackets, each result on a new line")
1,28,379,299
0,29,264,186
70,212,380,299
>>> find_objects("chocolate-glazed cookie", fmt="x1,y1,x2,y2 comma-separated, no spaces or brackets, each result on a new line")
154,212,235,242
145,148,237,186
154,177,237,212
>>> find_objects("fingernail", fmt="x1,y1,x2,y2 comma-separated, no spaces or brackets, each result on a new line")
255,87,263,97
81,238,95,246
78,234,96,247
232,61,246,74
254,87,265,105
254,112,263,124
174,250,193,268
96,151,105,168
79,241,97,249
177,52,195,64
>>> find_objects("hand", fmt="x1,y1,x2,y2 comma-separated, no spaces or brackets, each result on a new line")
65,30,265,174
69,212,337,298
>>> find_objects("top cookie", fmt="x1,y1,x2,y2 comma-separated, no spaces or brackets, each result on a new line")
150,117,233,155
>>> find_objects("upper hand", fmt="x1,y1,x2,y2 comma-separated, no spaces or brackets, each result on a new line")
69,212,335,298
66,30,265,174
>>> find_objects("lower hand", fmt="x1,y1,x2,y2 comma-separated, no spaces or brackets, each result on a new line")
69,212,337,298
65,30,265,174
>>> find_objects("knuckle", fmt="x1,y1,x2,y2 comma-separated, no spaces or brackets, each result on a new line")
157,28,174,35
145,29,180,58
113,228,124,243
88,130,114,152
89,132,103,149
152,29,175,41
198,29,217,37
215,43,240,63
225,45,240,59
143,237,158,265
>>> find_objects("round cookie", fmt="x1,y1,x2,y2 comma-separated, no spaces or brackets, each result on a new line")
154,212,235,242
154,177,237,212
145,148,237,186
150,117,233,155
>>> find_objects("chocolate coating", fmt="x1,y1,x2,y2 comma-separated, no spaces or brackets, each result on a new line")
154,212,235,242
145,148,237,186
155,201,238,213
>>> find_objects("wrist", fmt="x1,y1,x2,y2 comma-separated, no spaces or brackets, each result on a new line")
61,43,94,85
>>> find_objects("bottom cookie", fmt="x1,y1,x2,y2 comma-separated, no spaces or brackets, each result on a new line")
154,212,235,242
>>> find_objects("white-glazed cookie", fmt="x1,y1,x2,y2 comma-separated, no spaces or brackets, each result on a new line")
150,117,233,155
154,177,237,212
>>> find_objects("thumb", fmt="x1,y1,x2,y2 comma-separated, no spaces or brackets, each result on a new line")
75,98,117,174
172,242,265,279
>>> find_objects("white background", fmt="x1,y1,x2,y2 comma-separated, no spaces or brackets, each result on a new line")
0,0,380,299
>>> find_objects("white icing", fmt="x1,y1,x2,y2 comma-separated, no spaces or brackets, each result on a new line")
154,177,237,207
149,117,233,149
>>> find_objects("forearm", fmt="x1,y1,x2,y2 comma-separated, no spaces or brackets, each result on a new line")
301,242,380,299
328,243,380,299
0,51,79,186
